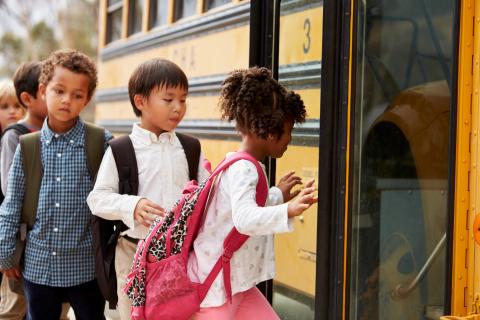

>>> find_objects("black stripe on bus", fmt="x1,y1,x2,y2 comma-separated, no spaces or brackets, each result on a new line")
95,61,321,103
97,119,320,147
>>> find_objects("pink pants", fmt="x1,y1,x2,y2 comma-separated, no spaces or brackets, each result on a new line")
192,287,280,320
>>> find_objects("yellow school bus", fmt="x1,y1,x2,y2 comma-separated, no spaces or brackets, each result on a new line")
96,0,480,319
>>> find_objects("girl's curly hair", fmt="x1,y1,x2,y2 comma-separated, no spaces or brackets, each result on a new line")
219,67,306,139
39,49,97,99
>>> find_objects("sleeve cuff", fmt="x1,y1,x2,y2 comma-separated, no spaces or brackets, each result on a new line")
122,195,144,230
0,258,14,270
277,203,294,233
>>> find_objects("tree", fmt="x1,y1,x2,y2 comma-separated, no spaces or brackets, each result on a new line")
0,32,25,76
31,21,59,60
0,0,98,78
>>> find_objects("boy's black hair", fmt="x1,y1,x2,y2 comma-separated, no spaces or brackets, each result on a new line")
40,49,97,99
13,61,42,108
128,59,189,117
219,67,306,139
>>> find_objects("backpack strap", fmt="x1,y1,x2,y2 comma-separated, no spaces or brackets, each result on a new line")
197,152,269,303
18,122,105,230
19,132,42,230
91,135,136,309
176,132,200,180
2,123,31,138
0,124,33,201
108,135,139,196
84,122,106,180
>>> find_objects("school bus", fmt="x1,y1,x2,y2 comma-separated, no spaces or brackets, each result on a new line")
96,0,480,319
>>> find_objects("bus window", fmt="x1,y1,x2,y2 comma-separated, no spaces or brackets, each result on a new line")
149,0,169,28
204,0,230,11
128,0,144,36
106,0,123,44
348,0,455,318
174,0,196,21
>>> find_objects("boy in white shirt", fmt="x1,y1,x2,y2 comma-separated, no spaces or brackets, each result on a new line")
87,58,209,319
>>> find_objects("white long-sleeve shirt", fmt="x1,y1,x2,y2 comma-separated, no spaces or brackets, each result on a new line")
187,153,294,308
87,123,209,240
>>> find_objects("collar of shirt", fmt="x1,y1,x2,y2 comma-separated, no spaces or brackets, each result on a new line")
131,123,175,146
41,117,85,147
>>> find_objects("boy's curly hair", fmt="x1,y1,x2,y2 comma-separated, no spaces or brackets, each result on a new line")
219,67,306,139
39,49,97,98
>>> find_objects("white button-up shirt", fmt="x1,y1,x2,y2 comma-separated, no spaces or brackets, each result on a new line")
87,123,209,240
187,153,293,308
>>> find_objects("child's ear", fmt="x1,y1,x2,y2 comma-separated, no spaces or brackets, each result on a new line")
19,92,32,107
38,83,46,101
133,94,146,111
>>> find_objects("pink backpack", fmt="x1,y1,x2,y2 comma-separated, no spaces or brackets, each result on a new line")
123,152,268,320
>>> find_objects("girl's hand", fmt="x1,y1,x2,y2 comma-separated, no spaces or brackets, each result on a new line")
134,198,165,227
287,179,317,218
277,171,303,202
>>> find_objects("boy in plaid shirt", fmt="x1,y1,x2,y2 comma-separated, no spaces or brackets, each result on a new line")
0,49,112,319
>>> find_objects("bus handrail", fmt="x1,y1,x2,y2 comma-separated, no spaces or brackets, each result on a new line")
391,232,446,300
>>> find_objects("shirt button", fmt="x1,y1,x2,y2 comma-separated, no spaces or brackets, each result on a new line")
52,252,57,256
55,203,60,208
54,134,59,138
57,153,62,158
56,177,61,182
53,228,58,232
70,140,74,144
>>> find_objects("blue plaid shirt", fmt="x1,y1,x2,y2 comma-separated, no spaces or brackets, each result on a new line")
0,119,112,287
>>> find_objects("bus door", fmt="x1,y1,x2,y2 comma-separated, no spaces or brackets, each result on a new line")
319,0,460,319
249,1,322,319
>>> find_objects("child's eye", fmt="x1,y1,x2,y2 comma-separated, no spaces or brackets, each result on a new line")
74,94,84,100
163,99,173,103
0,104,8,110
54,89,63,94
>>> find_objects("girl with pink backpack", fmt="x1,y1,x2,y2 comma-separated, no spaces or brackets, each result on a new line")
187,67,317,319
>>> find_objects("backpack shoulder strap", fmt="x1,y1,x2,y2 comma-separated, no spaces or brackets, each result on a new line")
19,132,42,230
176,132,200,181
2,124,31,138
84,122,106,180
197,152,269,303
108,135,139,196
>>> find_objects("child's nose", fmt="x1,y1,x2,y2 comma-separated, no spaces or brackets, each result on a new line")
173,101,182,112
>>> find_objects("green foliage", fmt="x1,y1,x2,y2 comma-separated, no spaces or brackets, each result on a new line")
30,21,59,60
0,32,25,76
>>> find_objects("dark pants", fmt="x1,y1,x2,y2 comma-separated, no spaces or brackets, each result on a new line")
23,278,105,320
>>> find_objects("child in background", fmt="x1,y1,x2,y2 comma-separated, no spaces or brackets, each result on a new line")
0,81,26,133
0,49,111,320
188,67,316,319
2,62,48,194
0,61,71,320
87,58,209,319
